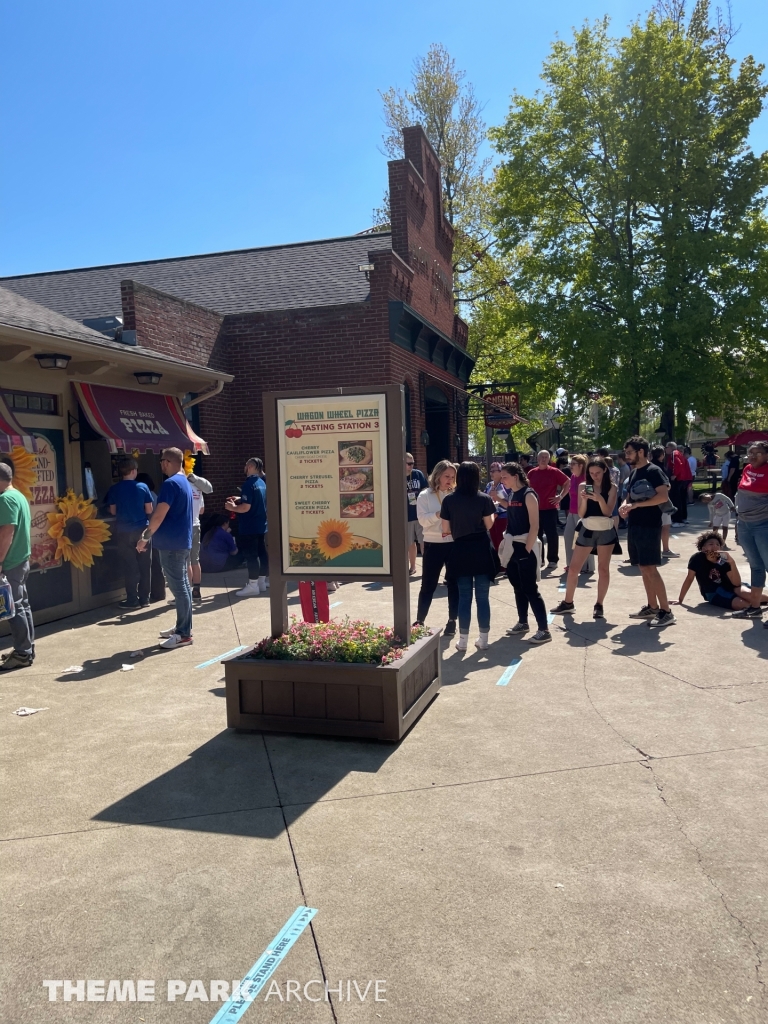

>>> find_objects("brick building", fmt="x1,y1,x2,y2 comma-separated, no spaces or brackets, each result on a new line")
1,126,473,495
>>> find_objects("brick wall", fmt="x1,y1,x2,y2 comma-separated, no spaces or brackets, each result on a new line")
121,280,227,371
388,126,456,341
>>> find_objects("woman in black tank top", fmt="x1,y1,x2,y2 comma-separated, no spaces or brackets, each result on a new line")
499,463,551,644
552,457,618,619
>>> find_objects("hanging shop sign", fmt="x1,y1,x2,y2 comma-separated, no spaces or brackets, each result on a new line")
276,393,391,574
484,392,521,429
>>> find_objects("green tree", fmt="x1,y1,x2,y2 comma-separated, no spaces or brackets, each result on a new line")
489,0,768,440
376,44,509,307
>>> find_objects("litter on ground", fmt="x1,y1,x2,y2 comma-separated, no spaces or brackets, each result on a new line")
120,664,134,672
12,707,49,716
61,665,83,674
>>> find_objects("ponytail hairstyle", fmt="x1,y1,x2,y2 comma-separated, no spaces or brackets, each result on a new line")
501,462,530,487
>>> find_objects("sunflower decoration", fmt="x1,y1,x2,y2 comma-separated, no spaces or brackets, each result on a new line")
7,446,38,502
47,490,111,571
316,519,354,560
183,450,196,476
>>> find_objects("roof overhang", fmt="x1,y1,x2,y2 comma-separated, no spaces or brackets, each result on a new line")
388,301,474,384
0,321,233,396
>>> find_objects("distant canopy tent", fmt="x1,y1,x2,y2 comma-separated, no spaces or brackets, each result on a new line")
714,430,768,447
72,382,209,454
0,394,38,453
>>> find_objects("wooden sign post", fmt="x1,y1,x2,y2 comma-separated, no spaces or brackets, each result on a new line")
262,385,411,644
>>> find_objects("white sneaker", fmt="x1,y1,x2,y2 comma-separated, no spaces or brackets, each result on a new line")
236,581,261,597
474,633,490,650
159,627,177,638
455,634,468,651
257,576,267,590
159,634,193,649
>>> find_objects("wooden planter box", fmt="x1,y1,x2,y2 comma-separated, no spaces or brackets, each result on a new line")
224,630,441,742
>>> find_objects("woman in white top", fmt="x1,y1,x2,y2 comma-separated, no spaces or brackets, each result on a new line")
415,460,458,635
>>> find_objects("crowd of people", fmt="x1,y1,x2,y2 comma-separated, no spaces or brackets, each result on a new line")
412,437,768,650
0,437,767,671
0,448,270,668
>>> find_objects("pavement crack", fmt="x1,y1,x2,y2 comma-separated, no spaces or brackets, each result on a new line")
640,760,765,1001
262,736,339,1024
580,634,653,759
223,576,242,647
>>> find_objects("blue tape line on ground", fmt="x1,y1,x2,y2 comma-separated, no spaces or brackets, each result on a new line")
208,906,317,1023
496,658,523,686
558,582,567,591
195,646,247,670
330,601,343,608
547,613,555,625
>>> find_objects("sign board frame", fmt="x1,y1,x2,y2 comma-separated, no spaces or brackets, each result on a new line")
263,386,411,644
483,392,520,429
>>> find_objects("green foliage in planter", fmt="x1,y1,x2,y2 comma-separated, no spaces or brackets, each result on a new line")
246,618,432,665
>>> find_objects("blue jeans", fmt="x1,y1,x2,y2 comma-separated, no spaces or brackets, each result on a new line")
159,549,193,637
739,518,768,590
5,561,34,657
456,575,491,633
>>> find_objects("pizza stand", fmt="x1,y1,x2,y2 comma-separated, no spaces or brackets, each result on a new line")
224,385,442,741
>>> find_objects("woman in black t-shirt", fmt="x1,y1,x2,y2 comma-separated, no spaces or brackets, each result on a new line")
440,462,496,652
499,462,551,644
674,531,750,610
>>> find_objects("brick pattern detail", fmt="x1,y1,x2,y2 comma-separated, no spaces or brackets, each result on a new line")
121,280,226,370
389,126,455,340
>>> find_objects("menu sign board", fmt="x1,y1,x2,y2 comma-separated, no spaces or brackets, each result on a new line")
29,433,62,572
277,394,390,575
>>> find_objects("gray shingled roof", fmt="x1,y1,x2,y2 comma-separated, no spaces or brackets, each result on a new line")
0,285,220,373
0,233,393,323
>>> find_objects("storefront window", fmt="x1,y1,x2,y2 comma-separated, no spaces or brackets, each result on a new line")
3,389,58,415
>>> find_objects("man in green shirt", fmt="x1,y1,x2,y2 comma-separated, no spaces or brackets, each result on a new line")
0,461,34,670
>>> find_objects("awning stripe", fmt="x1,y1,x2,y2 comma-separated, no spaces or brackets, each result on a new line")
72,382,209,455
0,395,39,454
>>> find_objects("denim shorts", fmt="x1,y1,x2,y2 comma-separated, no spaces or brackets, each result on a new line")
704,587,736,609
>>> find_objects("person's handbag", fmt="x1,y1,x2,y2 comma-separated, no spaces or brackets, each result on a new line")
0,575,15,622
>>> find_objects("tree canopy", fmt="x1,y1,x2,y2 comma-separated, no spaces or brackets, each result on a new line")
489,0,768,440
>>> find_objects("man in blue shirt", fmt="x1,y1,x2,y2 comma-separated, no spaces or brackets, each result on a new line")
406,453,427,575
107,458,154,609
226,457,268,597
136,447,194,649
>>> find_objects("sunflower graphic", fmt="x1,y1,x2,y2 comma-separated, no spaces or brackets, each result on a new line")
183,450,196,476
316,519,354,560
47,491,111,571
7,445,37,502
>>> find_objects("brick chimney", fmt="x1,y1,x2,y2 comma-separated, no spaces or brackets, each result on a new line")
387,126,456,339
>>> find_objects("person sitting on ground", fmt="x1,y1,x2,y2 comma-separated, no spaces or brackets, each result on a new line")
700,491,736,548
199,514,239,574
674,531,751,612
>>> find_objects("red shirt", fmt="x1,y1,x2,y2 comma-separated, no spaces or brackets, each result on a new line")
675,450,693,482
528,465,569,508
739,463,768,493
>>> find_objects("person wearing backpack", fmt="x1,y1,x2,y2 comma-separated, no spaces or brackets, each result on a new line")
619,436,676,628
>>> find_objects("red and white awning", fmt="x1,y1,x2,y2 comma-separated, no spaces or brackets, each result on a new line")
0,394,38,453
73,382,209,455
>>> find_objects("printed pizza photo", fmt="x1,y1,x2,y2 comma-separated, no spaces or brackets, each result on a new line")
339,467,374,492
338,440,373,466
339,492,375,519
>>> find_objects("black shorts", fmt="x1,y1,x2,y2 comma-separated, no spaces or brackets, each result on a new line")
627,524,662,566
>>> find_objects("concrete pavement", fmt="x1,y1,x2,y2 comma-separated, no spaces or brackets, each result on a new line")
2,503,766,1023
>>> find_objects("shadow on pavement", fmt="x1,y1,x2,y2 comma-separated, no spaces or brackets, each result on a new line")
92,729,396,836
55,646,169,680
739,620,768,660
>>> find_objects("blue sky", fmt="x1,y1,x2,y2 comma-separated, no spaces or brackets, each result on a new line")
2,0,766,276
